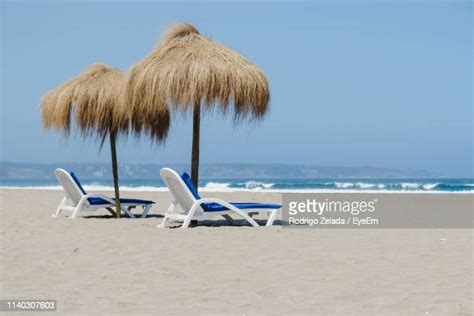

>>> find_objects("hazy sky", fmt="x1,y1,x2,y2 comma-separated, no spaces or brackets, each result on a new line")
1,1,472,177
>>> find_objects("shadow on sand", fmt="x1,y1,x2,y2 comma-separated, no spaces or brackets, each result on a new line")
80,214,288,227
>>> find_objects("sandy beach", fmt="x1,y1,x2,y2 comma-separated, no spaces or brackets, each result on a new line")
0,189,472,315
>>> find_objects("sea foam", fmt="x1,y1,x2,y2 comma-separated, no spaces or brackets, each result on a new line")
242,181,274,189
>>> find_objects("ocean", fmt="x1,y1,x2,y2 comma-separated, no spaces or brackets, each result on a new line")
0,177,472,192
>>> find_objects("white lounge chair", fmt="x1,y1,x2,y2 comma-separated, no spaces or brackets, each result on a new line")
159,168,281,228
53,168,154,219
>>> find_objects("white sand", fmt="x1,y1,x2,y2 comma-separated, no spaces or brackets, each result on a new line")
0,189,472,315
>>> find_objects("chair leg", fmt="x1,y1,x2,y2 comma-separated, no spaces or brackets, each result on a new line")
140,205,151,218
158,216,169,228
70,196,90,219
181,214,194,228
158,202,176,228
180,203,202,229
121,206,136,218
52,207,62,218
70,205,82,219
52,197,66,218
266,209,280,226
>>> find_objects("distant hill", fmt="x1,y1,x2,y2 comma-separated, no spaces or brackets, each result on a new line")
0,162,442,179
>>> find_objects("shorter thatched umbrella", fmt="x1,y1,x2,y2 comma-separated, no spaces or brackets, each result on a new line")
122,23,270,189
41,63,170,217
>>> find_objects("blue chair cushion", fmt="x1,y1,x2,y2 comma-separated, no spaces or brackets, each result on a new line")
70,171,154,206
201,202,282,212
88,197,155,206
70,171,87,195
181,172,201,199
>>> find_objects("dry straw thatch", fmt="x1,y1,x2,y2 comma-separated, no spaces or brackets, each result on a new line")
41,63,170,141
41,63,120,137
120,23,270,140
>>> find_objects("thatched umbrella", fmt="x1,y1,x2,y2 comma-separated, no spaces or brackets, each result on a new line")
121,23,270,189
41,63,170,217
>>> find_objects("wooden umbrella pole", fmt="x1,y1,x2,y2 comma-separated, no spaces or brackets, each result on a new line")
110,131,121,218
191,101,201,191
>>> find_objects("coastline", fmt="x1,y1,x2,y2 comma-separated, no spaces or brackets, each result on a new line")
1,186,473,194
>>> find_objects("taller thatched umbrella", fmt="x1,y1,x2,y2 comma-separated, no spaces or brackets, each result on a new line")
121,23,270,189
41,63,170,217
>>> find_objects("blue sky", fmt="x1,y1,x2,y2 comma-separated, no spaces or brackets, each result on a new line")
0,1,472,177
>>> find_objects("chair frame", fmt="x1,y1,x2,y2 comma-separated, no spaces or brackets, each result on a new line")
158,168,280,228
53,168,153,219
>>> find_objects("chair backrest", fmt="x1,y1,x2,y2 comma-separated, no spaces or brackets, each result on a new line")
54,168,85,204
160,168,204,214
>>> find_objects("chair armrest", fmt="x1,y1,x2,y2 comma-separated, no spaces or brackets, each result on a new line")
80,194,116,205
192,197,236,211
189,198,259,227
